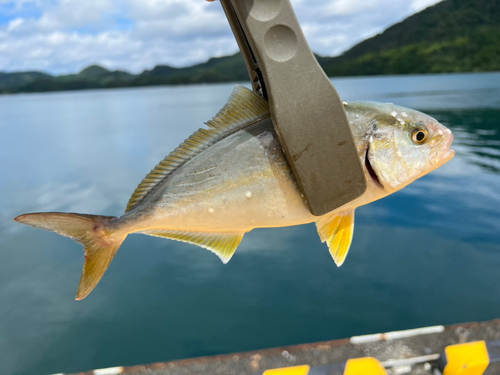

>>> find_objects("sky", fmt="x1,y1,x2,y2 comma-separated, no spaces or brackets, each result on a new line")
0,0,442,75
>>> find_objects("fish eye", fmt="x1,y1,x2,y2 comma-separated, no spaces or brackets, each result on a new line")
411,128,427,144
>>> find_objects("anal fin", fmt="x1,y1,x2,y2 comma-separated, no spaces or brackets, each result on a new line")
316,210,355,266
142,229,244,263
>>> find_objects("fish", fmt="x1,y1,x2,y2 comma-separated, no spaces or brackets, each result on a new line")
14,85,455,300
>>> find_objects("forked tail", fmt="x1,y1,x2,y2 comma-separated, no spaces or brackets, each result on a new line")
14,212,127,300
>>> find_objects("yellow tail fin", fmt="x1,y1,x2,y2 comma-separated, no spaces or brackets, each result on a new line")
14,212,126,300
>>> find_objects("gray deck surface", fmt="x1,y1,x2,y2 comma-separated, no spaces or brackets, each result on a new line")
66,319,500,375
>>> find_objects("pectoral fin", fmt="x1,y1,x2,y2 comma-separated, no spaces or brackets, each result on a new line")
142,229,244,263
316,210,355,266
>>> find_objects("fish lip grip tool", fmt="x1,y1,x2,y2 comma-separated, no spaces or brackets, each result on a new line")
219,0,367,216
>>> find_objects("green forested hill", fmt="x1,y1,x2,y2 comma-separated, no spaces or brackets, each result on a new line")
134,54,249,86
320,0,500,75
321,26,500,76
0,71,52,92
335,0,499,60
1,0,498,94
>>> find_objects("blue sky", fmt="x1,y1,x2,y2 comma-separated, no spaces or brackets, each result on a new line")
0,0,442,75
0,2,40,24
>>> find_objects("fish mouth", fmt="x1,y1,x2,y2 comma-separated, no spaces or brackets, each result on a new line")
365,145,384,190
442,133,455,163
443,148,456,163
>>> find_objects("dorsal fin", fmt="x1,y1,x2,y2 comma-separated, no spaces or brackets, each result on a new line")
125,85,270,213
316,210,355,266
142,229,245,263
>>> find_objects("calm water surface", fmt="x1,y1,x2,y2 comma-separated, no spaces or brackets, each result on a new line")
1,73,499,375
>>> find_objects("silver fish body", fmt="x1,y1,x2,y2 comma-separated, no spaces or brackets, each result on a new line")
121,118,310,232
15,86,455,299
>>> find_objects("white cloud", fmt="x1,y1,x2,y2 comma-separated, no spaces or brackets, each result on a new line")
292,0,442,56
0,0,442,74
326,0,383,16
6,17,24,31
412,0,441,12
37,0,116,30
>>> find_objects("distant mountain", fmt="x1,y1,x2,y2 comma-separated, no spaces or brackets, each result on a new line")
69,65,134,81
0,71,53,92
1,0,498,94
135,54,248,86
319,0,500,75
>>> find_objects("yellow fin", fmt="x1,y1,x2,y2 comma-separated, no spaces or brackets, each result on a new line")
125,85,270,213
14,212,127,300
316,210,355,266
142,229,245,263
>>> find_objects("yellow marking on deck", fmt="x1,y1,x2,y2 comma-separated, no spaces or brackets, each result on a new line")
443,341,489,375
344,357,387,375
263,364,310,375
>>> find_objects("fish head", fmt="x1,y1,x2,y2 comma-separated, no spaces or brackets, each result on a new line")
347,102,455,194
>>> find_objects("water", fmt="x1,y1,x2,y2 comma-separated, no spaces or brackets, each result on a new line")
1,73,499,375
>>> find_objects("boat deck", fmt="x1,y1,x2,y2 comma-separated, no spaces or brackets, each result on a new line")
63,319,500,375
